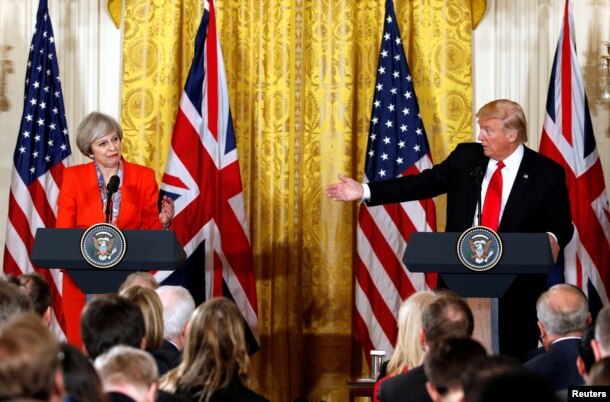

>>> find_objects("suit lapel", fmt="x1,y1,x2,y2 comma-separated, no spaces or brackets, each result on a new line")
499,147,534,229
468,148,489,227
117,160,133,226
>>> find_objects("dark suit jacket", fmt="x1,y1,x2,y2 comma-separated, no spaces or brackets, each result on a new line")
151,340,182,376
523,337,584,391
368,143,574,357
377,365,431,402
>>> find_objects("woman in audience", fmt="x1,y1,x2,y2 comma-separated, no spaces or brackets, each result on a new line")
119,286,164,351
374,290,437,400
159,297,268,402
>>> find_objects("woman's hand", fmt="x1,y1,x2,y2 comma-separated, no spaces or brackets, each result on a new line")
159,196,175,229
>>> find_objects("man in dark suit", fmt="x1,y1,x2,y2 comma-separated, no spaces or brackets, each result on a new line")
325,99,574,358
377,290,474,402
523,283,590,391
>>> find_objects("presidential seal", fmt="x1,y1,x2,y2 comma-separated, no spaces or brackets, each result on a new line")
80,223,126,269
456,226,503,272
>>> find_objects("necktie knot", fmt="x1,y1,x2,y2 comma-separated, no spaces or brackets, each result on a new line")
481,160,505,231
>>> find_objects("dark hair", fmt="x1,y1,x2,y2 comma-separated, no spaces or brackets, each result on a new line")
80,295,145,360
580,326,596,374
19,273,51,316
60,343,108,402
466,371,559,402
422,291,474,343
423,336,487,395
462,354,522,396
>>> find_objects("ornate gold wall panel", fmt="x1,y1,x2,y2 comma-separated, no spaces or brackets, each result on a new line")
118,0,480,400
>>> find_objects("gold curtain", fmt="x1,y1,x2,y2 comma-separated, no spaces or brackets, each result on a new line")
116,0,484,400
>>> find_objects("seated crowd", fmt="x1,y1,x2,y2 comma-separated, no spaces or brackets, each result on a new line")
1,272,609,402
0,272,268,402
374,283,606,402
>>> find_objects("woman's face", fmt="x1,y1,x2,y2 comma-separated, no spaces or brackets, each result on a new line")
90,130,122,170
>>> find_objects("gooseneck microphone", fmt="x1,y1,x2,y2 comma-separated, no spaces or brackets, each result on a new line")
470,166,484,226
105,175,120,224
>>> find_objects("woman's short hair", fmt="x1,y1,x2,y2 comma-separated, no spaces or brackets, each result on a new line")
75,112,123,157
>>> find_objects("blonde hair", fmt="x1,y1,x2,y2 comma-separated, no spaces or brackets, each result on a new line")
476,99,528,143
159,297,250,402
387,291,438,374
94,345,158,396
118,272,159,293
120,286,164,351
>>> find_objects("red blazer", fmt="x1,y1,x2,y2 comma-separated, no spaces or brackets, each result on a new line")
56,160,162,230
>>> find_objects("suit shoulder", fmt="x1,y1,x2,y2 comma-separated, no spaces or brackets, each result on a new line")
124,161,155,175
63,162,94,178
454,142,483,152
524,147,565,173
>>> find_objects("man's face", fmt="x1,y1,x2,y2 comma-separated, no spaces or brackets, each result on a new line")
477,118,516,160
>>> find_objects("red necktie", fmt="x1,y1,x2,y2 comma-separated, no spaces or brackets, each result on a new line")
481,161,505,231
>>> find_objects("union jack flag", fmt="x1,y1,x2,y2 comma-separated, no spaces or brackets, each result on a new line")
159,0,259,350
2,0,70,338
355,0,436,359
539,0,610,315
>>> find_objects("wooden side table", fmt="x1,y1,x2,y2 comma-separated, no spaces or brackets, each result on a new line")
347,378,376,402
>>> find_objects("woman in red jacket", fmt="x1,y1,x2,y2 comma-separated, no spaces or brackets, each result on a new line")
56,111,174,345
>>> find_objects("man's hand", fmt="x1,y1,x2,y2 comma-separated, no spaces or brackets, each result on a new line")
548,234,560,263
324,174,364,202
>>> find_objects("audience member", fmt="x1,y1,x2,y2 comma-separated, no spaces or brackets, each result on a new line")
118,272,159,294
374,291,438,400
119,286,167,374
523,283,590,390
60,342,108,402
461,354,522,398
159,297,269,402
155,286,196,370
576,326,596,382
119,286,164,351
0,312,63,402
0,279,31,325
377,290,474,402
592,305,610,360
80,295,145,360
465,370,559,402
586,356,610,386
95,345,158,402
423,336,487,402
18,272,52,326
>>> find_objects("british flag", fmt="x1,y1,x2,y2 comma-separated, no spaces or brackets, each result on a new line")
159,0,259,350
539,0,610,315
355,0,437,359
2,0,70,338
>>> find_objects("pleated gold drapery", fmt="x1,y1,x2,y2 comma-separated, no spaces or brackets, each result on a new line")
113,0,485,400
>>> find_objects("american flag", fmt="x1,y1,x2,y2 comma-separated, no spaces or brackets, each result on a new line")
2,0,70,338
539,0,609,316
159,0,259,351
355,0,437,359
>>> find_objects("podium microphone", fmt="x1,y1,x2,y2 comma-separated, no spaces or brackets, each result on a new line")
470,166,483,226
105,175,120,224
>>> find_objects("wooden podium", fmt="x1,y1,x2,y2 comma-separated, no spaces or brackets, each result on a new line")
30,228,186,293
403,232,553,353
